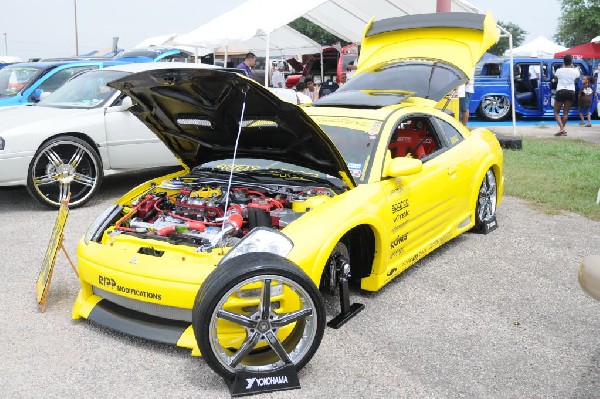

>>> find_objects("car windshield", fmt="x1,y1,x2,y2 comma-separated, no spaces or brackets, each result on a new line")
192,158,346,190
339,61,466,101
0,65,44,98
37,69,130,109
310,115,383,184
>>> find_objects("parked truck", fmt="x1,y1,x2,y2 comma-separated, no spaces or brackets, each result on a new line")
471,57,595,120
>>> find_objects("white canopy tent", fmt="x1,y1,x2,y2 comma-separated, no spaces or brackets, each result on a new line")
172,0,483,86
503,36,567,58
235,25,322,58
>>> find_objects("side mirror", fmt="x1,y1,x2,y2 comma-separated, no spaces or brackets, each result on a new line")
106,96,133,113
383,151,423,178
31,88,44,102
120,96,133,109
579,255,600,301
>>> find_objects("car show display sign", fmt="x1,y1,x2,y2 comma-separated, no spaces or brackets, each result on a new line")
35,196,76,312
228,364,300,397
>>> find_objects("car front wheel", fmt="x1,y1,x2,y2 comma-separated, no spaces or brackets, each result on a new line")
192,252,326,381
479,95,510,121
26,136,102,208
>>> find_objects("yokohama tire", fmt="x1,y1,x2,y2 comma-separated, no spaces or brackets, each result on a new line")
192,252,326,381
26,135,102,208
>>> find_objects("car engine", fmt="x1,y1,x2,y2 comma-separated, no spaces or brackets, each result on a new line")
111,176,336,251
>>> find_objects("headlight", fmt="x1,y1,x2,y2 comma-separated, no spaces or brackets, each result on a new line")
218,227,293,264
84,204,123,244
0,137,5,150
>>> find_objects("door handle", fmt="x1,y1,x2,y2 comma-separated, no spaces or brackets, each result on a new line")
447,165,457,175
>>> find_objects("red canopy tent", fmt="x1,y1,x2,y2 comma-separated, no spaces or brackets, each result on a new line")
554,42,600,59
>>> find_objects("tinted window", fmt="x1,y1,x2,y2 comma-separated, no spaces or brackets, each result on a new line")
339,61,467,101
38,66,97,93
38,69,129,109
435,118,464,147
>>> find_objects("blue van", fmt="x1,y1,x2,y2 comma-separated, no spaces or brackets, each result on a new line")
470,57,594,120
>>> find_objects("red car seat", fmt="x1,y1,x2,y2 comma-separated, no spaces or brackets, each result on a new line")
388,120,436,159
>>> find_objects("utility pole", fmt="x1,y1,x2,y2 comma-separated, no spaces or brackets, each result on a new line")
3,33,7,56
74,0,79,56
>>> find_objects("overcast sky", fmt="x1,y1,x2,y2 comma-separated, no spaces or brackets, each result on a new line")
1,0,561,61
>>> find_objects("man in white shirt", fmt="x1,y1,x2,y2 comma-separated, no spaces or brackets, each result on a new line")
271,63,286,88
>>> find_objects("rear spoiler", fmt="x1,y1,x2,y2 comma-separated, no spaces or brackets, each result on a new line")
366,13,487,37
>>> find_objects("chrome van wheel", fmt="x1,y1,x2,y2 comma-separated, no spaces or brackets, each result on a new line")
479,95,510,121
26,136,102,208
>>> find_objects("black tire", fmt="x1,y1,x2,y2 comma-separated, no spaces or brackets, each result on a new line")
473,168,497,230
478,95,511,121
26,135,102,209
320,241,349,294
192,252,325,380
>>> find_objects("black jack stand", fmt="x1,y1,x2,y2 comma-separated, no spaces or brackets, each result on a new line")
327,258,365,329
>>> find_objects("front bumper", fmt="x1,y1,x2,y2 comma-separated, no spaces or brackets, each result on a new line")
73,289,200,353
0,151,33,186
73,240,221,355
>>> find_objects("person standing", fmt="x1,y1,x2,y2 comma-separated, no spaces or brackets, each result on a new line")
578,75,594,127
459,77,475,126
271,62,285,88
236,52,256,79
553,54,580,136
595,65,600,118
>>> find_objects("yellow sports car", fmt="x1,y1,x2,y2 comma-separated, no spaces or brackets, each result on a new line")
73,12,502,380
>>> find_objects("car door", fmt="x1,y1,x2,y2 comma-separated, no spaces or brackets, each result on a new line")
103,95,178,169
381,114,459,271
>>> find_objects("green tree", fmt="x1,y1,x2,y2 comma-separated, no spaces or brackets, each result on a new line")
555,0,600,47
289,17,348,47
488,21,527,56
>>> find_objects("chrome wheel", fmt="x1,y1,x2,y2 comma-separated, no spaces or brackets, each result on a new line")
479,95,510,121
27,136,102,208
193,253,325,380
476,169,497,223
209,275,317,373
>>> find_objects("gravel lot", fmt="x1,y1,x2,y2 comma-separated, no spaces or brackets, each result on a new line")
1,167,599,398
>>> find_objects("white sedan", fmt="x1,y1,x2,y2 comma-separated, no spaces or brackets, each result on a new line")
0,63,225,208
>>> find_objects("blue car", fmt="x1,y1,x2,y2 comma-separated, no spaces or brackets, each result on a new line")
470,57,594,120
0,60,125,108
113,47,194,63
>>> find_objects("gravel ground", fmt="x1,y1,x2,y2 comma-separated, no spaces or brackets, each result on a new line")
1,167,599,399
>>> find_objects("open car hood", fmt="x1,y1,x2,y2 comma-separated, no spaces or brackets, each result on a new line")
108,68,353,183
356,12,498,92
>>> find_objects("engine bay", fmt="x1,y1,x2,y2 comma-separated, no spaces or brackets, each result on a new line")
109,175,337,251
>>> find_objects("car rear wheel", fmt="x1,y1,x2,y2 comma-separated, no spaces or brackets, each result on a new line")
192,252,325,381
479,95,510,121
26,136,102,209
474,168,497,229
